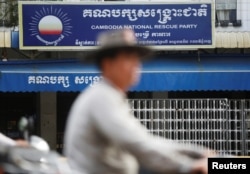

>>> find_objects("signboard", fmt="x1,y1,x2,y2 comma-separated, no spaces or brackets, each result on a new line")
19,1,215,50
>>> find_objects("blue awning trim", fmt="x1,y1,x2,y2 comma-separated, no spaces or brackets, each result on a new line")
1,54,250,92
132,72,250,91
0,59,100,92
131,54,250,91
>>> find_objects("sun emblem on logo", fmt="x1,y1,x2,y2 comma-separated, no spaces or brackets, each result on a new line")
29,6,72,46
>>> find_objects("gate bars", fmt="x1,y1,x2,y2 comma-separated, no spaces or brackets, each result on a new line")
129,99,250,156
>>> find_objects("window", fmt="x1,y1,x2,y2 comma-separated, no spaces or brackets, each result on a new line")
215,0,241,27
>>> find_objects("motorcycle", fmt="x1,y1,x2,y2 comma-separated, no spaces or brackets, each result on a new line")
0,117,216,174
0,117,71,174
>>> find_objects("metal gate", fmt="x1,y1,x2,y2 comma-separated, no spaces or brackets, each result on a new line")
228,100,250,155
129,99,250,156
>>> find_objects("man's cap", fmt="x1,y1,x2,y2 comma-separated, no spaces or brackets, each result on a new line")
83,29,153,62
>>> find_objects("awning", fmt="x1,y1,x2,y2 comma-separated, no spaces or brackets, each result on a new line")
0,59,100,92
0,31,11,48
0,31,19,48
134,54,250,91
215,32,250,48
1,54,250,92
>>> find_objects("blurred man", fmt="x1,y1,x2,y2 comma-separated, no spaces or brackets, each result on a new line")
64,29,212,174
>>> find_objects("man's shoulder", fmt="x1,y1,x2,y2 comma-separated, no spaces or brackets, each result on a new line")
81,82,117,100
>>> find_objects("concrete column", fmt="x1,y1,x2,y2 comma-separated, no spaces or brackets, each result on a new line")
39,92,57,150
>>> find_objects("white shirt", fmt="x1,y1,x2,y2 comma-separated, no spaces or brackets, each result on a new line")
64,79,205,174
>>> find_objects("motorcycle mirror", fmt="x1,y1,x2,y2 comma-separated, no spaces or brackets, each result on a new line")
19,116,34,141
19,117,28,132
19,117,29,141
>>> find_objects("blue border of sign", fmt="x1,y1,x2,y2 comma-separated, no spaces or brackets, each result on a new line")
19,1,215,50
